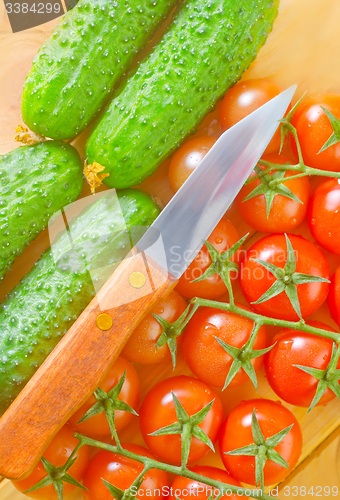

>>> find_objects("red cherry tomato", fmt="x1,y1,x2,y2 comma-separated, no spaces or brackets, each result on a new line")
220,399,302,486
328,266,340,326
237,154,310,233
220,79,287,155
13,425,89,500
68,357,140,438
169,465,241,500
169,136,217,192
122,291,187,364
182,304,267,388
139,375,223,465
308,178,340,255
239,233,330,321
291,94,340,172
176,219,242,300
265,321,338,407
83,443,168,500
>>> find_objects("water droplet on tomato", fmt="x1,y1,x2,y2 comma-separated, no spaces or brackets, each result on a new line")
215,237,223,244
290,218,297,226
310,218,316,225
282,340,293,351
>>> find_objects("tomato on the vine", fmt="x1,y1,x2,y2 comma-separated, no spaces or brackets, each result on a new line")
220,79,287,155
328,266,340,327
122,291,187,364
168,136,217,192
308,178,340,255
182,304,267,388
220,399,302,486
265,321,338,407
68,357,140,438
239,233,330,321
291,94,340,172
237,154,310,233
83,443,168,500
169,465,240,500
139,375,223,465
176,219,241,300
13,425,89,500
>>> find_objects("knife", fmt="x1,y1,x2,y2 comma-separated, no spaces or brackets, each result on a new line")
0,86,295,480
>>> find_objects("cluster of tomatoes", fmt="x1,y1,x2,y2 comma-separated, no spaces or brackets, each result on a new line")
12,80,340,500
13,361,302,499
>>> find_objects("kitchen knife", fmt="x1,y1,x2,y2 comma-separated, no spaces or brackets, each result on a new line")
0,86,295,480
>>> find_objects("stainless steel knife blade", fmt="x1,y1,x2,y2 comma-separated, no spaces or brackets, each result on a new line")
138,85,296,278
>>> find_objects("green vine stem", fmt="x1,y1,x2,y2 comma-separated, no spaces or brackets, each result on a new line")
191,297,340,344
73,434,276,500
242,95,340,195
252,115,340,185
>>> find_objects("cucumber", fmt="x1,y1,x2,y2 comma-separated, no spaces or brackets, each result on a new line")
0,189,160,415
0,141,83,283
86,0,279,189
21,0,179,141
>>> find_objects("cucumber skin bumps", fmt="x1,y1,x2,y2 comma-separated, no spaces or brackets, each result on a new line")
86,0,279,188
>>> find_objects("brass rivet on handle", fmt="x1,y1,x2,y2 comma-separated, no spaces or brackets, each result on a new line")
129,271,146,289
96,313,113,331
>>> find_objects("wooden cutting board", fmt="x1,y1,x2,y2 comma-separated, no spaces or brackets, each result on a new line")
1,0,340,497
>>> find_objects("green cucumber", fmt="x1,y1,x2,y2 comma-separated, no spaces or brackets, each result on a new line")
0,188,160,415
21,0,179,141
0,141,83,283
86,0,279,189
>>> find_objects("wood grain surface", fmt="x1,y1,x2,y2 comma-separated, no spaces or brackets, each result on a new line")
1,0,340,497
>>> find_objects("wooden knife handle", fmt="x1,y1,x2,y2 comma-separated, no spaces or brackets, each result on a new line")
0,249,177,480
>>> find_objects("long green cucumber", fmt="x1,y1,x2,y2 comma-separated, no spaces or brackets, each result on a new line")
21,0,179,140
0,141,83,283
0,189,160,415
86,0,279,189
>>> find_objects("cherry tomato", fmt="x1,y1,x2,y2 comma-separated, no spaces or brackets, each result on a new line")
239,233,330,321
328,266,340,327
265,321,338,407
13,425,89,500
220,399,302,486
237,154,310,233
169,465,241,500
83,443,168,500
182,304,267,388
68,357,140,438
308,178,340,255
220,79,286,155
168,136,217,192
122,291,187,364
139,375,223,465
291,94,340,172
176,219,242,300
